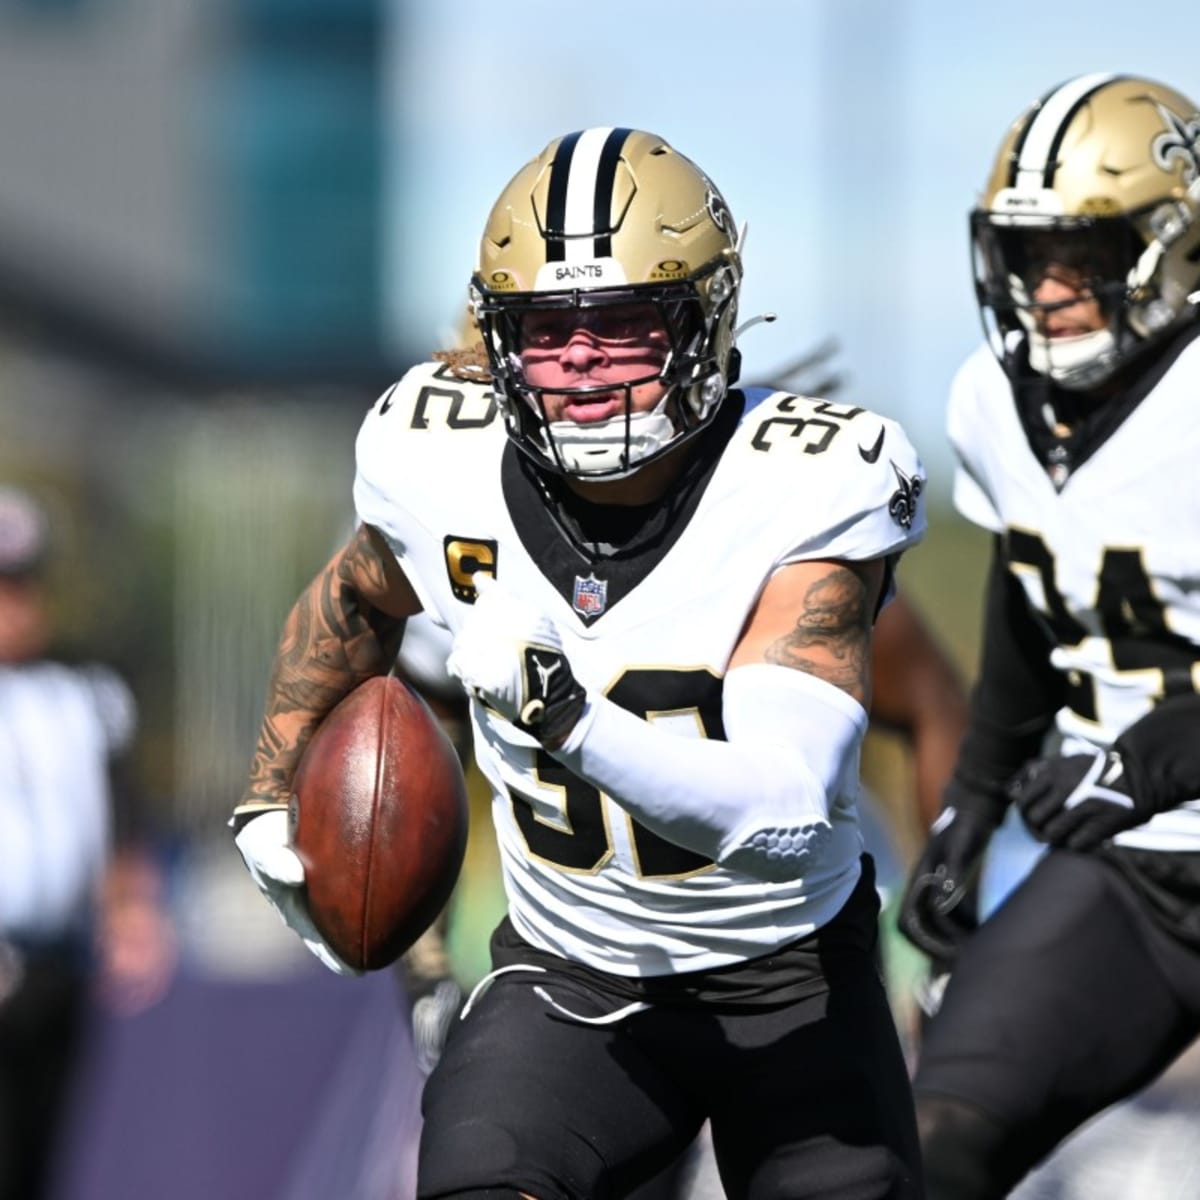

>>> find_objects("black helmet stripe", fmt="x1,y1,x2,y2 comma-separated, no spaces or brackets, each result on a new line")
544,130,582,263
1042,74,1131,186
543,127,633,263
1009,73,1124,190
1007,80,1069,187
593,127,633,258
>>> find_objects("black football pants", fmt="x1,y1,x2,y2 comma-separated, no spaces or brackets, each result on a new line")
914,849,1200,1199
418,904,922,1199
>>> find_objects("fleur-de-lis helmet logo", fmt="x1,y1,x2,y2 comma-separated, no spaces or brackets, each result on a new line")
1152,103,1200,186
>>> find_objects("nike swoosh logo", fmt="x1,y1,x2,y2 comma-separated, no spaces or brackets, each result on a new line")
858,427,885,463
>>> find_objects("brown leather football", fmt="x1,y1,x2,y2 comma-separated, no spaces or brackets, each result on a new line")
289,675,469,971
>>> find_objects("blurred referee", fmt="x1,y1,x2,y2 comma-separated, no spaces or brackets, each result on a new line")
0,486,137,1200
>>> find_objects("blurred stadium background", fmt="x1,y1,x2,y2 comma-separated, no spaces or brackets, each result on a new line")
0,0,1195,1196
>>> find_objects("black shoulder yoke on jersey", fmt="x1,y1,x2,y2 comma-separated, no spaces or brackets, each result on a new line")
1013,321,1200,489
501,392,744,625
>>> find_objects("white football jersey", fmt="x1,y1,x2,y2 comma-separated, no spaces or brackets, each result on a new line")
355,363,926,975
949,341,1200,852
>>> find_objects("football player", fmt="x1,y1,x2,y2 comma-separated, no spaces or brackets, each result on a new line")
393,332,967,1083
898,74,1200,1199
234,128,927,1199
385,535,965,1199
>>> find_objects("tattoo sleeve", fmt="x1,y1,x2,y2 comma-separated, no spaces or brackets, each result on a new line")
237,526,409,813
764,565,873,700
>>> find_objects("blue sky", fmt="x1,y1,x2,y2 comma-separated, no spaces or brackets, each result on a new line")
383,0,1198,490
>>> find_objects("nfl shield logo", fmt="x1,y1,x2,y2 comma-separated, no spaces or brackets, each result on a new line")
573,573,608,618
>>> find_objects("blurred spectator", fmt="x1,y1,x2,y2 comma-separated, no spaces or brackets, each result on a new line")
0,485,171,1200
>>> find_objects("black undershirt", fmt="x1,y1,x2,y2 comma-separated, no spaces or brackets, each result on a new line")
500,393,745,625
1014,321,1200,489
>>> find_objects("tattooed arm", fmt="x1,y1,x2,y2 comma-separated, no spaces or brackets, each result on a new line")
234,524,421,822
728,558,886,704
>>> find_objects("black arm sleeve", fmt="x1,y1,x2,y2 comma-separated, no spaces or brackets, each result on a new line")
948,535,1066,818
1115,693,1200,812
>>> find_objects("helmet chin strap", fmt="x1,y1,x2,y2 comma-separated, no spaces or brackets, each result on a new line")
545,406,679,479
1009,275,1122,389
1026,327,1120,389
529,363,730,480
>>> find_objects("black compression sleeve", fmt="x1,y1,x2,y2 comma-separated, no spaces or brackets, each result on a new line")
950,536,1065,815
1115,693,1200,813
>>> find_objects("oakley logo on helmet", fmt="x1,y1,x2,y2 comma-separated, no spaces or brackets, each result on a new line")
1152,104,1200,185
650,259,689,281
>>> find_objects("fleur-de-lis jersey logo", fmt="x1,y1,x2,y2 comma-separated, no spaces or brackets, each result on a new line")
1152,103,1200,186
888,461,923,530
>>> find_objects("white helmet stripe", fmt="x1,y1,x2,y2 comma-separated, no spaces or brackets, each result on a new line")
1013,73,1118,190
562,127,615,262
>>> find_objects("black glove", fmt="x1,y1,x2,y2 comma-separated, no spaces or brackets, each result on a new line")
409,974,464,1075
898,785,1003,964
1009,748,1149,851
445,574,588,747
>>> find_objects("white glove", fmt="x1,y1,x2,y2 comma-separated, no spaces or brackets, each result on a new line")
232,809,362,977
446,574,587,744
409,976,465,1075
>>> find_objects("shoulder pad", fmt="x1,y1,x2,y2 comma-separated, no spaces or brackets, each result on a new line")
366,360,500,436
354,362,506,598
736,391,888,461
735,391,913,483
946,347,1011,533
947,346,1006,441
728,391,927,561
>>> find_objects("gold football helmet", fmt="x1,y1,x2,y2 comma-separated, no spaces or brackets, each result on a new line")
973,73,1200,389
471,128,742,477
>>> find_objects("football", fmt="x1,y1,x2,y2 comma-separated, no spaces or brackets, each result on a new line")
289,674,469,971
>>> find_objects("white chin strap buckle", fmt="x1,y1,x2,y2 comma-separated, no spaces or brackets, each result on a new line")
544,406,677,478
1027,327,1118,387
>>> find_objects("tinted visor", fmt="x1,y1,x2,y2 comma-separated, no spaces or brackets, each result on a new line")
519,301,670,351
478,282,708,384
971,211,1142,314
